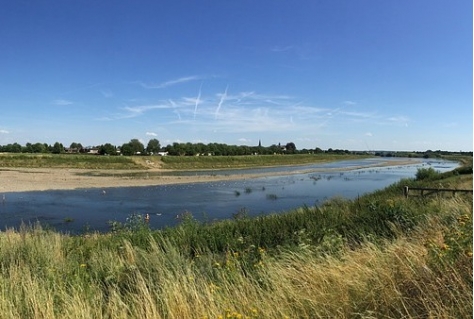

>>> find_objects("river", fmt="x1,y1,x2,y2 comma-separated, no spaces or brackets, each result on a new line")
0,157,458,233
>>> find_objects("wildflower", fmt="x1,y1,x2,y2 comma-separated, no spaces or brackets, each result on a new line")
80,263,87,268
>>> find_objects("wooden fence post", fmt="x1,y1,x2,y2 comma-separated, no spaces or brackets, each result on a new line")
403,186,409,198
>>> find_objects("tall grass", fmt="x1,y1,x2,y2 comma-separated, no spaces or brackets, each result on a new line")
0,169,471,318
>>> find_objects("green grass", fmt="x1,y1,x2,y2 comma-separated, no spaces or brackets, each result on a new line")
0,153,368,170
0,164,471,318
160,153,368,170
0,153,145,169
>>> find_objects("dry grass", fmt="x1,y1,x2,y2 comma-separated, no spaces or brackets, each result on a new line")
0,198,471,318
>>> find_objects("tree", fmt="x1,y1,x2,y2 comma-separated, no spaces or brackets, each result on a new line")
99,143,116,155
120,143,133,156
32,142,46,153
146,139,161,154
69,142,83,152
285,142,296,154
128,139,144,155
51,142,64,154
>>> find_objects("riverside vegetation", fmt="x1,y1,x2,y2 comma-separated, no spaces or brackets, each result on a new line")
0,158,471,318
0,152,367,170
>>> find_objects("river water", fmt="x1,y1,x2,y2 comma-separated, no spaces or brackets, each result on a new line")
0,157,458,233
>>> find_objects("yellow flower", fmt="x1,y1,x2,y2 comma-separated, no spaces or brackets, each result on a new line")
80,263,87,268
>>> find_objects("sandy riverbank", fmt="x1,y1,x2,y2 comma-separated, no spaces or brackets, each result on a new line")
0,159,421,193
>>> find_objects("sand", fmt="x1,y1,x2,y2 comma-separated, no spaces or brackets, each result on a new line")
0,159,421,193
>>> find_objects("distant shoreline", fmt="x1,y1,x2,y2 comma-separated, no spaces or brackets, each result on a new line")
0,159,421,193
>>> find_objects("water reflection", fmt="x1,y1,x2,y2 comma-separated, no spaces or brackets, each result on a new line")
0,158,458,233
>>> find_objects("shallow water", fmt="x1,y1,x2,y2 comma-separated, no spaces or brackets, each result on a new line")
0,158,458,233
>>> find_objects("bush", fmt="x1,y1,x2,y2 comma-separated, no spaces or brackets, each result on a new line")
415,167,439,181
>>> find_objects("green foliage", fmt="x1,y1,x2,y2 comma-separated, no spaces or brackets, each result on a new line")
415,167,439,180
146,138,161,154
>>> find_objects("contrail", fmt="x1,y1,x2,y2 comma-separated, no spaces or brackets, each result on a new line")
215,85,228,119
194,83,203,120
169,99,181,121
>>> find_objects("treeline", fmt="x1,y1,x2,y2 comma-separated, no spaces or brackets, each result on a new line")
0,140,471,157
0,139,357,156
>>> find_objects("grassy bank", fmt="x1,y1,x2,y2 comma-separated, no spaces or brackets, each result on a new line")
160,153,367,170
0,165,471,318
0,153,144,169
0,153,368,170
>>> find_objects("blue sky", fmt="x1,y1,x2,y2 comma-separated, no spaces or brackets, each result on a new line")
0,1,472,151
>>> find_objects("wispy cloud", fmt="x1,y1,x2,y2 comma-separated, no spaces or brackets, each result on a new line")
109,104,172,119
215,85,228,119
343,100,357,106
100,89,113,98
194,83,203,119
0,129,9,134
146,132,158,137
387,116,410,127
139,76,203,89
52,99,73,106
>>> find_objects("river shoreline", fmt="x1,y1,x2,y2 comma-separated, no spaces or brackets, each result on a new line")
0,159,421,193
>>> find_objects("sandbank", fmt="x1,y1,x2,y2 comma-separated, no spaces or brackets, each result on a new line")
0,159,421,193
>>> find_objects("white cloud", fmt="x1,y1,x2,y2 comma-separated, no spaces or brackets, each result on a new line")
365,132,373,137
52,99,73,106
343,100,357,106
119,104,172,118
146,132,157,137
139,76,203,89
0,129,9,134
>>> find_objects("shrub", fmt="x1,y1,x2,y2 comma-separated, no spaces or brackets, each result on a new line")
415,167,439,181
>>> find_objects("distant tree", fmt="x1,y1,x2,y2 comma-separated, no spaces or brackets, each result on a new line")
120,143,133,156
146,139,161,154
69,142,83,152
128,139,144,155
23,143,33,153
285,142,296,154
31,143,46,153
51,142,64,154
99,143,117,155
314,147,323,154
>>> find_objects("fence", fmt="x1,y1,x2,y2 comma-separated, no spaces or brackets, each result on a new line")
403,186,473,198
